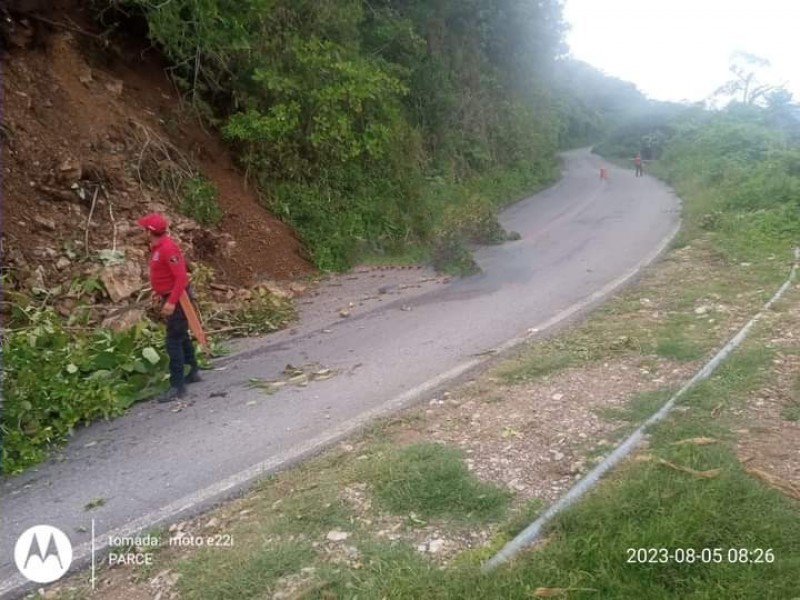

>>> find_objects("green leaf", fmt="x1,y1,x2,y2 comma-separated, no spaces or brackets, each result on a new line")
142,347,160,365
87,369,112,381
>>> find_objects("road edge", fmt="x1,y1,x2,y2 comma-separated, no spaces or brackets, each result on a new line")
0,218,681,600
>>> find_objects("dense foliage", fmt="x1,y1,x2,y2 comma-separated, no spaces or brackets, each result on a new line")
110,0,571,270
1,308,167,474
658,106,800,256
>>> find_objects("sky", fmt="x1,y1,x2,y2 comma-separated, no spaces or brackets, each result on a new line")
563,0,800,104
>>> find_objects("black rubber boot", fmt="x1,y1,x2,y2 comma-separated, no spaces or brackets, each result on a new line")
156,386,187,403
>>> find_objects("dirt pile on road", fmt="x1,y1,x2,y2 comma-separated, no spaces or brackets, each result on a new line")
1,1,313,324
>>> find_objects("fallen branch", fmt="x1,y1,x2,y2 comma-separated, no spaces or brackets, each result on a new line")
134,124,151,190
27,13,111,44
99,185,119,253
746,467,800,501
38,184,78,202
671,437,718,446
637,454,721,479
533,588,598,597
84,186,100,256
203,326,242,335
130,119,196,199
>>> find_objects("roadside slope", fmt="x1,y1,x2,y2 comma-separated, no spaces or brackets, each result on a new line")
1,5,312,294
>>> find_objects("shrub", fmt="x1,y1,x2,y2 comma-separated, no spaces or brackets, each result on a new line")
180,176,223,226
1,308,167,475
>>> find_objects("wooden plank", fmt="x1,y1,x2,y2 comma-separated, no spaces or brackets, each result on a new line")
179,291,211,356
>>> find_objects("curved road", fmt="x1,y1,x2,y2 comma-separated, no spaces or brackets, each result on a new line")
0,150,680,597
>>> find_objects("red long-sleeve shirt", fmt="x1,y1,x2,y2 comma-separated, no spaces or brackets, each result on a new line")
148,234,188,305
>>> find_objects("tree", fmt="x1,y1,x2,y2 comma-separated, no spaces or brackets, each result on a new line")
713,51,776,106
765,88,800,140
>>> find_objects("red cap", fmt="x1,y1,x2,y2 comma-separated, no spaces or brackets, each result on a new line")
136,213,169,234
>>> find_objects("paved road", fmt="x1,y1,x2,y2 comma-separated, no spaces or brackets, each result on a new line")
0,150,680,597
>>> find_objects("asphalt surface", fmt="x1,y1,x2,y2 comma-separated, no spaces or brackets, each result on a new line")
0,150,680,597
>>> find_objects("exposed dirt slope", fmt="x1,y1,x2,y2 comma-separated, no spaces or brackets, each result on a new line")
1,2,312,299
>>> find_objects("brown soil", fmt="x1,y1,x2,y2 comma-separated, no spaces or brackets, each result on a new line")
736,297,800,494
1,1,312,289
399,358,698,506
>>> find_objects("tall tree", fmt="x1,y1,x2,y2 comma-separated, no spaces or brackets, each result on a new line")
714,51,776,106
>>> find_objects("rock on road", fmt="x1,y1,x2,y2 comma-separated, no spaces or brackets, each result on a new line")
0,149,680,597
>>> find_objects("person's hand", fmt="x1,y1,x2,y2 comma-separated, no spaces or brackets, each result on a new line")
161,302,176,317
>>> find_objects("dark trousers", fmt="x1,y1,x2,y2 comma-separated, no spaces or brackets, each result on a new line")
164,298,197,389
635,164,643,177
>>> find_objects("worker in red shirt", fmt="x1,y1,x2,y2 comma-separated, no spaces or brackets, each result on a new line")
137,213,201,402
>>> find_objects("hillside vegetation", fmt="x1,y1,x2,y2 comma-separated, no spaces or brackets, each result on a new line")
114,0,615,271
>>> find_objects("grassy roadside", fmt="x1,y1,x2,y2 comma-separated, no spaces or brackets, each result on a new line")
43,222,800,599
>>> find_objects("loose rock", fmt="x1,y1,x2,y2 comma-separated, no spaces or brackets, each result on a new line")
99,261,143,302
326,530,349,542
101,308,146,332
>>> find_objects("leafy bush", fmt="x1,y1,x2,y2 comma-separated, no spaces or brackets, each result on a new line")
2,308,168,475
431,232,479,276
647,110,800,262
180,176,223,226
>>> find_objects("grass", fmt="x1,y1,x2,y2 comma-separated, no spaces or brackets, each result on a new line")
304,328,797,599
268,488,353,536
178,540,316,600
509,450,800,600
363,442,511,522
783,403,800,422
495,335,798,600
357,243,431,267
654,336,705,361
118,440,511,599
599,388,676,423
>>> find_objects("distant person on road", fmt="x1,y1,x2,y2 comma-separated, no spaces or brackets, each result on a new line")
137,212,201,403
634,153,644,177
600,166,609,181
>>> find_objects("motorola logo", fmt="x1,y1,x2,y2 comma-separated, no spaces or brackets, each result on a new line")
14,525,73,584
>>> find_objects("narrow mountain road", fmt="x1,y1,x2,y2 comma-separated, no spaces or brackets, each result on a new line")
0,149,680,597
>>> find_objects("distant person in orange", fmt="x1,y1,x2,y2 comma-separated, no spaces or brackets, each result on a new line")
634,153,644,177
